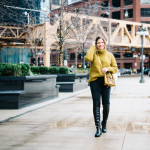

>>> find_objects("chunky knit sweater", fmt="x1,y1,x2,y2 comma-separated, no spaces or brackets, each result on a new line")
85,45,118,82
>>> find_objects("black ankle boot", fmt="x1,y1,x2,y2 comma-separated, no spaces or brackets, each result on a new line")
102,105,110,133
95,126,102,137
102,121,107,133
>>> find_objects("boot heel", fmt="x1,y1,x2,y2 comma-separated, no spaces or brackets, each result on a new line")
102,123,107,133
95,126,102,137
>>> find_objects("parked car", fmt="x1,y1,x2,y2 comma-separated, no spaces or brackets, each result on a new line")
148,71,150,77
117,70,121,77
120,69,132,75
144,68,150,75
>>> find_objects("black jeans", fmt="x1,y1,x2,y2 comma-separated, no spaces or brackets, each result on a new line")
90,77,111,106
90,77,111,127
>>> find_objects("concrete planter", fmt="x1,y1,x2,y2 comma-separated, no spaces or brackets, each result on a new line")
0,75,59,109
56,73,89,92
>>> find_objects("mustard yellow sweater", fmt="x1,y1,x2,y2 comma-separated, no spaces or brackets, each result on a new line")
85,45,118,82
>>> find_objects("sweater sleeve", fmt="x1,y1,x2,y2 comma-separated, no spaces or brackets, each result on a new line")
85,45,96,62
107,53,118,74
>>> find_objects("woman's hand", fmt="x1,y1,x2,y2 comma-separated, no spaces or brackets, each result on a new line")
101,68,108,74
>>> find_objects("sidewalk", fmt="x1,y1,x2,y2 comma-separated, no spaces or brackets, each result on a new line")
0,76,150,150
0,88,89,123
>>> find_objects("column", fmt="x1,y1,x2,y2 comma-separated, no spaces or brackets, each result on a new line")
133,0,140,22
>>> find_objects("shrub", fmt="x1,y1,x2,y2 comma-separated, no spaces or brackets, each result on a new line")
2,64,15,76
14,64,22,76
0,63,31,76
49,66,59,74
39,66,49,74
31,66,40,74
23,63,30,71
59,67,69,74
0,63,6,76
20,64,30,76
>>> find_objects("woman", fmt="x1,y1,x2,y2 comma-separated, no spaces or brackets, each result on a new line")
85,36,118,137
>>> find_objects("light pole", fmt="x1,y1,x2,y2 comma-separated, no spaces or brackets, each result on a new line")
107,2,111,52
136,24,149,83
24,11,30,24
82,42,85,69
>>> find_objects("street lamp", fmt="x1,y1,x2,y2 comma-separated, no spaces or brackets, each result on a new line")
136,24,149,83
124,9,129,18
24,11,30,24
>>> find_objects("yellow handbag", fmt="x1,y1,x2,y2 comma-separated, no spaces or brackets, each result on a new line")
104,72,115,87
98,54,115,87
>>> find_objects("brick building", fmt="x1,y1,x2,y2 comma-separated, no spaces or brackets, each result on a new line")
50,0,150,72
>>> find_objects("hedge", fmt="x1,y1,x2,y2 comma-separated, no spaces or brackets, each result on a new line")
0,63,70,76
59,67,69,74
30,66,40,75
39,66,49,74
49,66,59,74
0,63,30,76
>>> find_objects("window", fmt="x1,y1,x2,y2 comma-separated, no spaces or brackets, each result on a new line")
142,21,150,24
78,53,82,60
113,52,121,58
145,53,149,57
141,8,150,17
112,0,120,7
52,0,60,5
123,53,133,57
124,63,132,69
76,8,82,14
124,9,133,18
127,25,131,31
101,1,108,7
38,57,43,66
117,63,120,69
52,49,57,52
112,11,121,19
70,53,75,60
101,13,109,18
31,58,35,64
92,3,99,13
124,0,133,6
84,5,90,15
52,55,57,62
141,0,150,4
101,1,108,10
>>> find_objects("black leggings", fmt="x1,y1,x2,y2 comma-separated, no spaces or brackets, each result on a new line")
90,77,111,106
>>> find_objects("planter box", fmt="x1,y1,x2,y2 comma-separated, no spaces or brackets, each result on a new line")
56,73,89,92
56,74,75,82
0,75,59,109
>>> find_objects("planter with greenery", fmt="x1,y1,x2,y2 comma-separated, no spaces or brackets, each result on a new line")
0,63,59,109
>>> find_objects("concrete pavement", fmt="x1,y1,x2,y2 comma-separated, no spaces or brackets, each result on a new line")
0,76,150,150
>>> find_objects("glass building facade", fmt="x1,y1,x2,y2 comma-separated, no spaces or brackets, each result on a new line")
0,47,29,64
0,0,50,64
0,0,50,25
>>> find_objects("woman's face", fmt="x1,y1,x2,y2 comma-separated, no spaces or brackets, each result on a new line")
96,38,105,50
